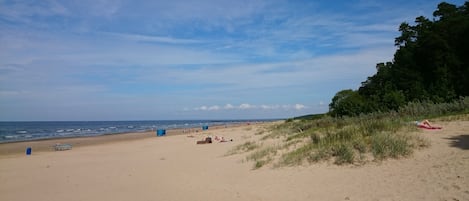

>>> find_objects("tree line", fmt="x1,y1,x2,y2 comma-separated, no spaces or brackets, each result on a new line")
329,1,469,117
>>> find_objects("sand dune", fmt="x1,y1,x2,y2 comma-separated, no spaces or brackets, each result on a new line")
1,121,468,201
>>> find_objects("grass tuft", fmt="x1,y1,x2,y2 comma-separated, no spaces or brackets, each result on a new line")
225,141,258,156
333,143,355,165
279,143,315,166
371,132,411,160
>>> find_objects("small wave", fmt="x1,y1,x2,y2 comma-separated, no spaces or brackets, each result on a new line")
16,130,28,134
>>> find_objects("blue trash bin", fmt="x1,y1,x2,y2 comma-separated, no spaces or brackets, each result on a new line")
26,147,32,155
156,129,166,136
202,125,209,130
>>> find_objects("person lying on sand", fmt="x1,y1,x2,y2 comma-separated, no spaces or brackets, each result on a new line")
214,136,233,142
415,119,442,129
219,137,233,142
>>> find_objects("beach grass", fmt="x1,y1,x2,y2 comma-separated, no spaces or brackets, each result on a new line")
229,97,468,168
246,146,278,169
225,141,259,156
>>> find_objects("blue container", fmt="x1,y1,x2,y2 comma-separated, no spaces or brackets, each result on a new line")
202,125,209,130
26,147,32,155
156,129,166,136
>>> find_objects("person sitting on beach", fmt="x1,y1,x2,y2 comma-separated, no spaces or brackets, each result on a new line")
415,119,442,129
196,136,212,144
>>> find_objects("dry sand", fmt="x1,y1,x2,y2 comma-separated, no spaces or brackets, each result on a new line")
0,121,468,201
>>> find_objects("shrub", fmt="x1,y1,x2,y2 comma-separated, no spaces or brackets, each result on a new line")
334,143,355,164
371,132,411,160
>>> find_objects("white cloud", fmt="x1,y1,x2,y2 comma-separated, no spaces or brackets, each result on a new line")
224,104,235,109
239,103,255,110
104,32,202,44
208,105,221,111
260,104,279,110
191,103,307,111
294,104,305,110
193,105,221,111
195,106,207,111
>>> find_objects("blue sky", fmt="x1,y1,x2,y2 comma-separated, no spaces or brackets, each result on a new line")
0,0,465,121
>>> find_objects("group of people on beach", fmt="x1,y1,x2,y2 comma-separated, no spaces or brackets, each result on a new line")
196,135,233,144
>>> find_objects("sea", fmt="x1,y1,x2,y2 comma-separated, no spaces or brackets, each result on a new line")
0,120,269,143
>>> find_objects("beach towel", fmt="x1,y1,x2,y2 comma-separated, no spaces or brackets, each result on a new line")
418,125,442,129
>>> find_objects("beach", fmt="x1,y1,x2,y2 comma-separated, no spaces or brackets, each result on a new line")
0,121,468,201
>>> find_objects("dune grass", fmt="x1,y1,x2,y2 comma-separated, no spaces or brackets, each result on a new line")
228,97,468,168
280,110,441,166
225,141,259,156
247,146,279,169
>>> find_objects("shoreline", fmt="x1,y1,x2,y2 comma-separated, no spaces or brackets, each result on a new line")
0,123,248,157
0,120,272,144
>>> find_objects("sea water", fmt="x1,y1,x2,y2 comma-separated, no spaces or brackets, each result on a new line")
0,120,265,143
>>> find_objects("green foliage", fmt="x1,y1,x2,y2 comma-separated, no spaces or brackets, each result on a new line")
329,89,370,117
333,2,469,117
398,96,469,119
293,113,327,120
382,90,406,111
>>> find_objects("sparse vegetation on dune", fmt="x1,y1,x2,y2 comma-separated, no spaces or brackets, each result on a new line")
227,98,468,169
225,141,259,156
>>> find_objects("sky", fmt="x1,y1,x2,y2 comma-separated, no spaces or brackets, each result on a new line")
0,0,465,121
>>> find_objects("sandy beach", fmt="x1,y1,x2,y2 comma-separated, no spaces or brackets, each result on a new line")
1,121,468,201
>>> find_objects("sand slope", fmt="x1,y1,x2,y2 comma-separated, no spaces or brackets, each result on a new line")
0,122,468,201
